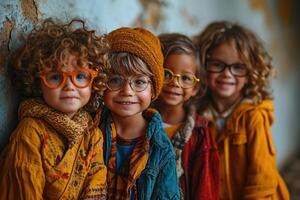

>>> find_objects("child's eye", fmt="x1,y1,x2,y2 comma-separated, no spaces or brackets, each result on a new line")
75,71,90,82
164,70,173,80
133,78,147,86
108,76,124,87
109,77,122,84
46,72,63,83
131,76,149,91
181,74,193,82
210,61,223,67
231,64,246,71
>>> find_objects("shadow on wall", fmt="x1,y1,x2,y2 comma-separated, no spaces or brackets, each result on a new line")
0,66,19,151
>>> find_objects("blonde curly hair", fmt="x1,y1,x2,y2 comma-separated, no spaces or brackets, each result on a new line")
12,18,109,112
194,21,274,106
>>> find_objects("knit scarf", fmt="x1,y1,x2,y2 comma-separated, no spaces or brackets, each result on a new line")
171,105,196,178
18,98,92,148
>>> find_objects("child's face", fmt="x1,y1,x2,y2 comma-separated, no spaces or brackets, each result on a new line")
206,40,248,104
158,54,198,108
103,73,152,119
41,54,93,118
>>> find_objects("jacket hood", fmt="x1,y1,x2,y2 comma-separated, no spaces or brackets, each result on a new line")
233,99,274,125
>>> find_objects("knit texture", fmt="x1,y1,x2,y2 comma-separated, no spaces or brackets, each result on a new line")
171,105,196,178
18,98,92,148
107,27,164,99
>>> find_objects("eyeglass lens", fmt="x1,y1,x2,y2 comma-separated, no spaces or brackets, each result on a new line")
164,68,198,88
107,75,150,92
205,60,247,76
42,69,94,88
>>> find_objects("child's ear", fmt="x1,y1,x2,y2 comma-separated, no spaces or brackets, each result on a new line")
151,92,156,101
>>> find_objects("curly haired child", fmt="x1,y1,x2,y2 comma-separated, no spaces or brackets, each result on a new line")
194,21,290,200
153,33,220,200
0,19,108,199
97,27,180,200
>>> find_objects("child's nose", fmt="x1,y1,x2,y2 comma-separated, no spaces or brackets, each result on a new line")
169,76,181,87
63,76,76,90
120,82,134,95
222,66,232,76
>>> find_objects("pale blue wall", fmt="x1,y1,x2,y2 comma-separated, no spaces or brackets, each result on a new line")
0,0,299,167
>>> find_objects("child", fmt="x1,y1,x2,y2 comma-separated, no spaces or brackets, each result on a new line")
98,27,180,200
153,33,219,200
0,19,108,199
194,21,290,200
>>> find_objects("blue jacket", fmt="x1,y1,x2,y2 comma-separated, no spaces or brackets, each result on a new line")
100,107,180,200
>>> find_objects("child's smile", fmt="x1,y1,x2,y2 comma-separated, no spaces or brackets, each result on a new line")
161,89,182,99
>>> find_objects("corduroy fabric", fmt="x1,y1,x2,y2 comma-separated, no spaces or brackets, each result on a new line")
107,27,164,99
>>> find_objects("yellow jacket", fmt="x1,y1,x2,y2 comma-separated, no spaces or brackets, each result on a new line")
0,117,106,199
202,100,289,200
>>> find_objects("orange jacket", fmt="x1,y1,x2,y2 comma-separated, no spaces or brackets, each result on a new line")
202,100,289,200
0,117,106,199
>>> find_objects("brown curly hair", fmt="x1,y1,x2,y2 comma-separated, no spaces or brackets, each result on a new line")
194,21,274,106
12,18,109,112
158,33,205,109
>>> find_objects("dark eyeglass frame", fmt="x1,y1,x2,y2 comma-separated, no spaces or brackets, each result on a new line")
40,67,97,89
106,75,151,92
163,68,200,89
205,59,248,77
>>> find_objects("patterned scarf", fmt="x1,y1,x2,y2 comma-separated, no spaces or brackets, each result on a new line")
18,98,92,148
171,105,196,178
104,112,150,200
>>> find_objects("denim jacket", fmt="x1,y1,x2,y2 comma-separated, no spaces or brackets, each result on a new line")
100,107,180,200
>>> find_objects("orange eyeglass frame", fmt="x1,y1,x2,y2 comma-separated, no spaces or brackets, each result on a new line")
39,67,98,89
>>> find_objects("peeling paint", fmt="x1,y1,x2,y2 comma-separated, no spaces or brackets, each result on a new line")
20,0,38,24
134,0,167,30
0,18,15,72
248,0,273,27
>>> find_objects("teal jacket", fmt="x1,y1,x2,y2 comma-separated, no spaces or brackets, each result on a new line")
99,107,180,199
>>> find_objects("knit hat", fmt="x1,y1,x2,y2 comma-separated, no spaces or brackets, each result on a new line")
107,27,164,100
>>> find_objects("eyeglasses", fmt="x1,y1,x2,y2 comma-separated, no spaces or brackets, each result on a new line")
205,59,248,77
163,68,200,89
106,75,151,92
40,67,97,89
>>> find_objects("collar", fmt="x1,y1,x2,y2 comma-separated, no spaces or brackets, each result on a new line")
18,98,92,148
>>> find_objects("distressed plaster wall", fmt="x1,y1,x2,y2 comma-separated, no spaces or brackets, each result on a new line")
0,0,299,167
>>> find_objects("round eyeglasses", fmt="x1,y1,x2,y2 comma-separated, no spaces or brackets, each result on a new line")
163,68,200,89
106,75,151,92
205,59,248,77
40,67,97,89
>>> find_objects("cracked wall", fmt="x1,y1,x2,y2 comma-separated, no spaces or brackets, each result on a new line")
0,0,36,149
0,18,14,73
20,0,38,24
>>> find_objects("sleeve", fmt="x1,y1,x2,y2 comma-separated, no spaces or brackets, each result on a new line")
242,110,278,199
0,118,45,200
154,149,180,200
80,128,107,200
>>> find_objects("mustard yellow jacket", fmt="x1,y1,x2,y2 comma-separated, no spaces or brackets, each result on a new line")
202,100,289,200
0,118,106,199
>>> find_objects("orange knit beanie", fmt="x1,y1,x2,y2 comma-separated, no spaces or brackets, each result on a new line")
107,27,164,100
